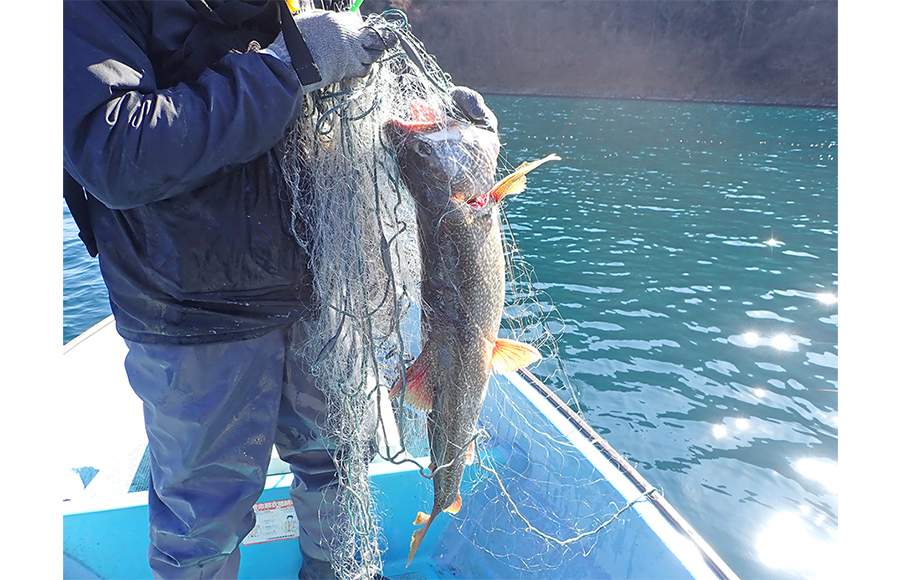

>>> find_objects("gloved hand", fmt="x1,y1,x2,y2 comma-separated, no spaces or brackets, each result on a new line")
267,10,397,93
450,86,498,133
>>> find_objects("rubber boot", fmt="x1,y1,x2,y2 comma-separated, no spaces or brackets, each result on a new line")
298,555,337,580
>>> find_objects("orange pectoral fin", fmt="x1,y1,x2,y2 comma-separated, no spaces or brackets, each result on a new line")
444,493,463,515
491,338,542,375
389,355,433,412
488,154,561,202
465,440,476,465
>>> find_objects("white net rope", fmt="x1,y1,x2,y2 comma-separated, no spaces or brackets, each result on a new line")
281,10,645,579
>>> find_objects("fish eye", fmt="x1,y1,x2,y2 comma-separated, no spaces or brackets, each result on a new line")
413,139,434,158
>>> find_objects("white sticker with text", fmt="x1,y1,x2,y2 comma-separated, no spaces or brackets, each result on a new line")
242,499,300,546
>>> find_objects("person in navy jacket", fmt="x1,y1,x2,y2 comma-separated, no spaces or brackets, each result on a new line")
64,1,394,578
64,2,496,578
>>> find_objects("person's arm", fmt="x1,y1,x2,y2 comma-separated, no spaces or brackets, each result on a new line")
63,1,305,210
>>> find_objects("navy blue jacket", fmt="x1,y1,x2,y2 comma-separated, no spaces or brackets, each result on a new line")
63,1,317,344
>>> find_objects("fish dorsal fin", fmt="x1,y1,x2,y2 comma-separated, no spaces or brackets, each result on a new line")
390,356,432,412
491,338,542,375
488,154,561,202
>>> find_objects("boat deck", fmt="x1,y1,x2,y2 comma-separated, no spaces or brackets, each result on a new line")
62,316,739,580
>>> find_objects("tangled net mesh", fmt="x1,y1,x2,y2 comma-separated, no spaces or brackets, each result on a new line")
281,9,645,579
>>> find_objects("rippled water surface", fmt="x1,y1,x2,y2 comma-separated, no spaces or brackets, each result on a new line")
63,96,837,580
494,96,837,580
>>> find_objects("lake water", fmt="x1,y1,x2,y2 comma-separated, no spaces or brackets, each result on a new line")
62,96,837,580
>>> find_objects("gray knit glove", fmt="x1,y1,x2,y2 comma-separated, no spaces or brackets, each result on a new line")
267,10,396,93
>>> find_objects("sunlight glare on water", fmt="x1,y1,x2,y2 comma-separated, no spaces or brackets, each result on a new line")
756,511,838,580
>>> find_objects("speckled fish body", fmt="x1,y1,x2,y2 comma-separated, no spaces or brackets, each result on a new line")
385,111,549,566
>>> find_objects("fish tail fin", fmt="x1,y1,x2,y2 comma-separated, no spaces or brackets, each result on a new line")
491,338,542,375
389,354,433,412
407,509,437,567
407,492,464,567
488,154,561,202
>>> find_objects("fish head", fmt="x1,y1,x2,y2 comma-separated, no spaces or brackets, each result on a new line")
384,103,501,214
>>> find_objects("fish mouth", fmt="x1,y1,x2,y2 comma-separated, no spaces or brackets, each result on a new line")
385,101,501,206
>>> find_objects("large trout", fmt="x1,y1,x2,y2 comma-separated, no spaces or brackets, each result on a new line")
384,104,557,566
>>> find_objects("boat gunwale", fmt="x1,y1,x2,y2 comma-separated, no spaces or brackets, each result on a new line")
63,314,115,354
515,367,741,580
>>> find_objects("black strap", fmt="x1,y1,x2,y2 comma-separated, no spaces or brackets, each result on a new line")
64,169,98,258
277,0,322,86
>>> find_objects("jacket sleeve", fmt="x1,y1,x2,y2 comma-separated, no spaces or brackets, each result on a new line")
63,1,304,210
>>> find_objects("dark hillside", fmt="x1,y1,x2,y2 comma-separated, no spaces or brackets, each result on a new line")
364,0,837,107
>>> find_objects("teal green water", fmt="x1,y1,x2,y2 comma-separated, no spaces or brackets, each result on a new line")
496,96,837,580
63,96,837,580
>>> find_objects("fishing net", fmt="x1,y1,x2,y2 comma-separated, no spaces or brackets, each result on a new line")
282,10,438,577
281,8,644,579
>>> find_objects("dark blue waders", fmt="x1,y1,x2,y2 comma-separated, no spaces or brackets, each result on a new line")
124,320,338,579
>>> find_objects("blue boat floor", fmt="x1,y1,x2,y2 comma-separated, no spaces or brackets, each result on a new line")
63,550,452,580
384,562,448,580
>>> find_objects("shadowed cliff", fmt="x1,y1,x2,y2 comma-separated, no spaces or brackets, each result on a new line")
365,0,837,107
